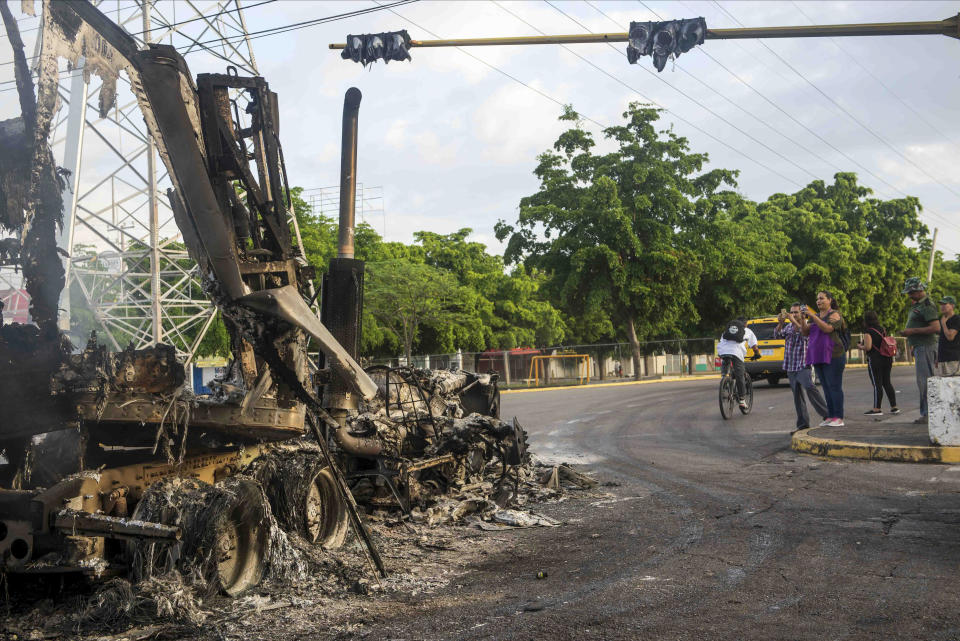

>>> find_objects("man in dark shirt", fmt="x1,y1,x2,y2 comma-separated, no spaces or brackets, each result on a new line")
900,277,939,423
938,296,960,376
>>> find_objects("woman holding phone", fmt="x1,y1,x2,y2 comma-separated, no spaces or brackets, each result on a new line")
801,291,848,427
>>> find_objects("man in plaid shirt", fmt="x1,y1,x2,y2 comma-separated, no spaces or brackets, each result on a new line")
775,302,828,431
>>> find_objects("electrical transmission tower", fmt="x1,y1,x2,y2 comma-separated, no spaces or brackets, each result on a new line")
303,184,386,238
3,1,261,362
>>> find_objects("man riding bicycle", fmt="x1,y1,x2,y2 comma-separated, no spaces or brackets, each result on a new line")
718,318,762,409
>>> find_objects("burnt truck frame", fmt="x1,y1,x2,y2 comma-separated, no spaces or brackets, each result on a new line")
0,0,519,594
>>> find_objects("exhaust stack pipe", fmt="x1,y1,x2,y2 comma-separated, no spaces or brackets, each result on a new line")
338,87,361,259
322,87,368,415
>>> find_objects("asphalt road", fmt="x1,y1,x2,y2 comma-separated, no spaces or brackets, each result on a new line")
365,366,960,640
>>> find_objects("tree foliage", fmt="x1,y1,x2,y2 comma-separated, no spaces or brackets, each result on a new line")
493,103,935,362
168,122,937,365
496,104,737,377
756,174,926,331
364,259,473,362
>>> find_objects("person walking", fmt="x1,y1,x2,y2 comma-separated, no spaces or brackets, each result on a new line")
937,296,960,376
900,277,939,423
801,291,847,427
858,311,899,416
775,302,828,431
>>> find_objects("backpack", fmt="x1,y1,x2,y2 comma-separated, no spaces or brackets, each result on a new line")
721,319,746,343
838,318,851,352
874,327,897,358
823,312,851,352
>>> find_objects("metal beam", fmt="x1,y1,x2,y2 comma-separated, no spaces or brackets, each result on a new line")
57,61,89,332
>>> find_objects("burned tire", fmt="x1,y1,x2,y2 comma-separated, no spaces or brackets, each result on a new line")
248,448,348,549
130,477,270,597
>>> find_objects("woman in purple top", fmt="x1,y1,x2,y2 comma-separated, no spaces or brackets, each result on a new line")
801,291,847,427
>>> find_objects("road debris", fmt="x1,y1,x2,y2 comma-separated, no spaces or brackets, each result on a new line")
0,4,605,640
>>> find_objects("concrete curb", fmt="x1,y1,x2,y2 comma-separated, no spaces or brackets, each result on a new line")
791,427,960,464
501,374,719,395
502,362,912,395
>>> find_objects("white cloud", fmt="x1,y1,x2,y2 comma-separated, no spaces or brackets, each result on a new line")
473,80,570,164
384,119,409,148
4,0,960,262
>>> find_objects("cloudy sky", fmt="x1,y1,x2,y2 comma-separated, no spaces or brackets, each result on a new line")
3,0,960,258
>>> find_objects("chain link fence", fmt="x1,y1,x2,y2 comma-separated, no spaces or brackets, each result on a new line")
367,334,917,390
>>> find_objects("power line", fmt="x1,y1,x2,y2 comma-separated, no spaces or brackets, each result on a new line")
370,0,610,132
0,0,270,41
633,0,960,237
712,1,960,202
131,0,277,38
3,1,410,84
569,0,960,248
634,0,900,189
546,1,816,187
189,0,419,48
702,0,960,235
492,1,804,188
0,0,270,73
627,0,846,175
788,0,959,148
582,0,839,179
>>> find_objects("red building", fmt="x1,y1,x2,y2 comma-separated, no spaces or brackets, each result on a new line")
476,347,541,382
0,289,30,324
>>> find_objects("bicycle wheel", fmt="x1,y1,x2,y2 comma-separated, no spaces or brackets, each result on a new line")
739,377,754,415
719,376,735,420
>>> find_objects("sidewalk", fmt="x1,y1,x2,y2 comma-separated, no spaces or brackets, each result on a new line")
791,412,960,464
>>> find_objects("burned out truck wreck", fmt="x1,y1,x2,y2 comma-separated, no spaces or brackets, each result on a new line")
0,1,526,595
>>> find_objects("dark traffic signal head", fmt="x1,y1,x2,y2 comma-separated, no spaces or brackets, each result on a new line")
628,18,706,72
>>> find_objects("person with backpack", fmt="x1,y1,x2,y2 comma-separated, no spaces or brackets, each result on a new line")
858,311,899,416
900,277,939,424
937,296,960,376
801,290,848,427
717,317,761,409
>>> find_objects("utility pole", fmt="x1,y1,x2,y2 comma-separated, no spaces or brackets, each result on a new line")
928,228,939,283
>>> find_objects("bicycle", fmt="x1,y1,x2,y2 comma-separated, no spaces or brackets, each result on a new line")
718,355,758,420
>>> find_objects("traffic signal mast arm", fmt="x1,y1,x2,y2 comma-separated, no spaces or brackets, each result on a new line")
329,14,959,50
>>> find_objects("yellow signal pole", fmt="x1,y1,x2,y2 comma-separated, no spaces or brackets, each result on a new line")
330,14,958,50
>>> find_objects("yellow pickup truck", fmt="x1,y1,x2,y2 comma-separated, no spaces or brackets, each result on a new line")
715,316,787,386
745,316,787,385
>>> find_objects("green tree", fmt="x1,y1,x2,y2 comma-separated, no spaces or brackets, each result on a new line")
364,259,473,362
757,174,927,332
415,228,565,349
290,186,337,289
686,191,795,336
926,250,960,315
496,103,736,378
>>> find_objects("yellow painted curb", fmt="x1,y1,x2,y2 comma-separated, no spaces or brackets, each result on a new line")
791,427,960,464
846,362,911,370
501,374,719,394
501,361,910,395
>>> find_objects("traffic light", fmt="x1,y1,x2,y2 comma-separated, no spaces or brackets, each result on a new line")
341,30,413,66
627,18,706,71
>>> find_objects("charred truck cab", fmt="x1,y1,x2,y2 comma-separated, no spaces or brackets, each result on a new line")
0,1,524,593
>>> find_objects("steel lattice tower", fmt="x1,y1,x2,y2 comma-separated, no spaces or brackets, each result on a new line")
2,1,270,363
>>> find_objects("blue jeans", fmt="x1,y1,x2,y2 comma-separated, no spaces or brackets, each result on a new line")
814,354,846,419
